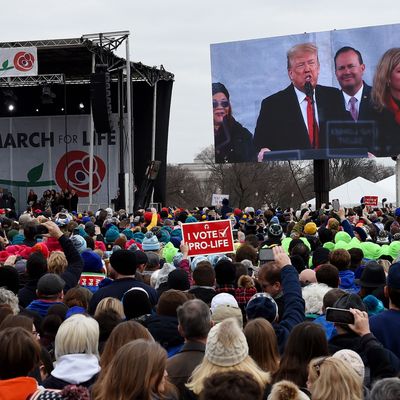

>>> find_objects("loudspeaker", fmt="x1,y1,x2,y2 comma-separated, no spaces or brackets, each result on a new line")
90,71,112,133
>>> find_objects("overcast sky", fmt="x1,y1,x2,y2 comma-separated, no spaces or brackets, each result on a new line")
0,0,399,167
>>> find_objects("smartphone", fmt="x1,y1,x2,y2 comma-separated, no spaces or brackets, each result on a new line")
332,199,340,212
325,307,355,324
259,248,275,263
232,229,238,240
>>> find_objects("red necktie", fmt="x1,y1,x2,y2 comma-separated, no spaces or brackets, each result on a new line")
306,96,319,148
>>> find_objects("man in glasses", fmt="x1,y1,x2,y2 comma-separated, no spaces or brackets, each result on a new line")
254,43,342,161
212,82,256,163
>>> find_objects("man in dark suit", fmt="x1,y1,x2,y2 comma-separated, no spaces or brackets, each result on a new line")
334,46,376,122
254,43,343,161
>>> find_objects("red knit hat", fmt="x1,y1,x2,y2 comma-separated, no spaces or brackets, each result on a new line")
144,211,153,224
31,242,49,259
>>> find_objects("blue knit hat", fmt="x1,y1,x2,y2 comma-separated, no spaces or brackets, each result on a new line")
133,231,145,244
12,233,25,245
122,228,134,240
105,225,120,243
70,235,87,254
142,231,160,251
81,250,103,273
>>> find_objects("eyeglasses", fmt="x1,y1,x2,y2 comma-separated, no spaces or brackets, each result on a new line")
213,100,230,108
313,357,328,376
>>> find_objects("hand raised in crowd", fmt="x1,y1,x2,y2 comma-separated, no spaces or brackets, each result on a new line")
180,241,189,258
302,210,310,221
337,207,346,221
272,246,291,269
42,220,64,239
348,308,370,337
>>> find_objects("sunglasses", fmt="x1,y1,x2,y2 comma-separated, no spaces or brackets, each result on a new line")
213,100,230,108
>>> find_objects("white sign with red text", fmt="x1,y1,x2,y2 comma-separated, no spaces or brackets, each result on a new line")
182,219,234,257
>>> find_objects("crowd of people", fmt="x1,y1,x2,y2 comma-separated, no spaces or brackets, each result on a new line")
1,198,400,399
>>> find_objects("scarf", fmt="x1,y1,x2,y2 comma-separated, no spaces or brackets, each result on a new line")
386,95,400,125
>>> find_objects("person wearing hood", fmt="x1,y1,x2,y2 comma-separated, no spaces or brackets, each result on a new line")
329,249,360,294
42,314,101,390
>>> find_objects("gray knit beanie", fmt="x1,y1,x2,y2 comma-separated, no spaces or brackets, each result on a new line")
205,317,248,367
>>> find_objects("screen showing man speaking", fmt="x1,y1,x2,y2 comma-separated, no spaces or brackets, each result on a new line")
210,23,400,163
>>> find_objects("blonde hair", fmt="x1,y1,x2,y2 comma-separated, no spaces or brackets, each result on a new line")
372,48,400,110
308,357,362,400
55,314,99,359
287,43,319,69
94,297,125,319
47,251,68,274
186,356,270,395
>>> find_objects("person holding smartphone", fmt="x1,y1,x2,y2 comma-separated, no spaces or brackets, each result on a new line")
328,293,399,384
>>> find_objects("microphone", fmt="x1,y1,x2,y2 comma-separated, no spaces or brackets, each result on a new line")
304,81,314,99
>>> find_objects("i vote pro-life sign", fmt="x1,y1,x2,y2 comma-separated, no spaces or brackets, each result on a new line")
181,220,235,257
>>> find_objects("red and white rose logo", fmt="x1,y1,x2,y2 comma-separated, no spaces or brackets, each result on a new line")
55,151,106,197
13,51,35,72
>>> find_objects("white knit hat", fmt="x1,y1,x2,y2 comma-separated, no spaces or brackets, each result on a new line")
210,293,238,314
205,317,248,367
332,349,365,379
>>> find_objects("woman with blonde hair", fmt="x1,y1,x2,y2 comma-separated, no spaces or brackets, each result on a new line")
244,318,280,374
47,251,68,274
371,48,400,154
42,314,100,389
94,296,125,319
307,356,363,400
92,339,177,400
186,318,270,399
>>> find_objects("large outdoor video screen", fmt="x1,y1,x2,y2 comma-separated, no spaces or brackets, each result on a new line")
210,23,400,163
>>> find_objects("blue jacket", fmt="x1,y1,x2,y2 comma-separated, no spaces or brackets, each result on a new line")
370,309,400,360
273,264,305,354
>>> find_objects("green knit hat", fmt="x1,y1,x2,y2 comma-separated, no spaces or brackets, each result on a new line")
360,242,382,260
334,231,351,244
162,241,179,263
323,241,335,251
389,241,400,260
334,240,350,250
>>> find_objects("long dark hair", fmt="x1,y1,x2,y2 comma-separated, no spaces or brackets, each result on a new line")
273,322,329,387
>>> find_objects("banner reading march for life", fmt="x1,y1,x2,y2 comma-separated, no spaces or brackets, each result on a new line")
0,115,119,211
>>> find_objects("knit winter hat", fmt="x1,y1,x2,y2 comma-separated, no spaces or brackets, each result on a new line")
246,292,279,322
354,226,369,242
133,231,145,243
105,225,120,244
162,242,178,263
122,228,134,240
332,349,365,379
205,317,248,367
211,304,243,328
142,231,160,251
211,293,239,313
335,231,351,244
185,215,197,223
81,250,103,273
109,249,138,275
70,235,87,254
304,222,317,235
